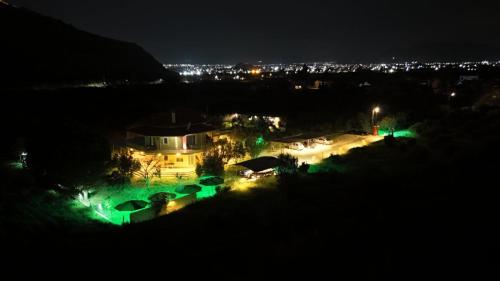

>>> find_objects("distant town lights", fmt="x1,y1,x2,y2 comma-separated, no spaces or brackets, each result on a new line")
165,61,500,82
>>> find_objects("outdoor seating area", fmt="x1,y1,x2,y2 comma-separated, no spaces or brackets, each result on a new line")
76,176,224,225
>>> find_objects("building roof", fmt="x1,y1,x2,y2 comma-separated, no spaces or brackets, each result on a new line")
236,156,280,173
129,123,215,137
127,109,215,136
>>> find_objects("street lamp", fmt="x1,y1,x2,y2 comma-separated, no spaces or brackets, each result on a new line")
449,92,456,108
371,106,381,136
371,106,380,126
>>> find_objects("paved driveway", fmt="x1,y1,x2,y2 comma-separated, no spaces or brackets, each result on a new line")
263,134,383,164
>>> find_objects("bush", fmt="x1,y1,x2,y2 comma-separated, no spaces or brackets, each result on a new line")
195,163,204,177
202,154,224,176
247,136,268,158
379,116,397,131
384,135,397,147
109,151,141,183
277,154,299,176
299,162,310,174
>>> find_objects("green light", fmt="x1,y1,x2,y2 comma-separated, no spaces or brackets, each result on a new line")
256,136,265,146
196,185,218,199
379,129,416,138
95,210,112,222
308,163,347,174
8,161,24,170
77,181,220,225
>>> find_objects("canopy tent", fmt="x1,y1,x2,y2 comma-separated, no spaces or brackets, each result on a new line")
199,176,224,186
114,200,148,212
175,185,202,194
148,192,177,202
236,156,280,173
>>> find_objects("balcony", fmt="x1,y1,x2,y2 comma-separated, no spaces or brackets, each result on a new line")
127,137,208,154
126,137,157,152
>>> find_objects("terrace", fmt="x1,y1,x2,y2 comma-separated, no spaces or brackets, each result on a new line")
76,177,221,225
74,170,275,225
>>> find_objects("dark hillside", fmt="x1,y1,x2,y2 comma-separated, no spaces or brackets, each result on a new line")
0,2,178,88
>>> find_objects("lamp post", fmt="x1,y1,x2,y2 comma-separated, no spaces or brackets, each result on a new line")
371,106,380,126
371,107,380,136
449,92,456,107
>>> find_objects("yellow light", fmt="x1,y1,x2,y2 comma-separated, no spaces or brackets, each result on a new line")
176,153,181,157
373,107,380,113
157,153,162,157
250,69,261,75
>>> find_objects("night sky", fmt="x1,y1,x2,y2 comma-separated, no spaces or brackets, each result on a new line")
9,0,500,64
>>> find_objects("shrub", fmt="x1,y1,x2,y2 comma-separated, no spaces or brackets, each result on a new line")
202,154,224,176
384,135,397,147
277,154,299,176
195,163,204,177
298,162,310,174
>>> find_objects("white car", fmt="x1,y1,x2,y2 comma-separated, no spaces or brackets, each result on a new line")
314,137,333,145
287,142,305,151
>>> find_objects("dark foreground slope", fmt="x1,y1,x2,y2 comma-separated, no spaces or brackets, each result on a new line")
3,107,500,279
0,2,177,88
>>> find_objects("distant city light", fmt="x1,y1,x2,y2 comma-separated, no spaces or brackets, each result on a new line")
163,61,500,83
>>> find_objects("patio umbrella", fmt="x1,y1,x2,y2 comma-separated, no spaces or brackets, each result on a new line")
175,185,202,194
148,192,177,202
114,200,148,212
199,177,224,186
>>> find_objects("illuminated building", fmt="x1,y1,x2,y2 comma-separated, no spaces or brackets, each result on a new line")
124,109,215,179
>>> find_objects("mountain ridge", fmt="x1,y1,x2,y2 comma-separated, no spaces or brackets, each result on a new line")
0,3,178,88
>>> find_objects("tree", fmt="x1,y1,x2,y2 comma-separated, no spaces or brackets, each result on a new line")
136,158,162,187
110,151,141,183
201,153,225,176
247,136,268,158
276,154,299,189
213,139,237,165
298,162,310,175
379,116,398,132
199,138,249,176
199,139,241,177
195,163,204,177
277,153,299,176
233,141,247,162
346,113,371,132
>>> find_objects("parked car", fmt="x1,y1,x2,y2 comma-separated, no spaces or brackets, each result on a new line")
250,170,276,179
287,142,305,151
314,137,333,145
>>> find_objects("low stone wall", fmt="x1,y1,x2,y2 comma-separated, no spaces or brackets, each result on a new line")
130,207,158,223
